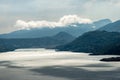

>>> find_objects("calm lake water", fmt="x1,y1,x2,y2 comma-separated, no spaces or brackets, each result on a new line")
0,48,120,80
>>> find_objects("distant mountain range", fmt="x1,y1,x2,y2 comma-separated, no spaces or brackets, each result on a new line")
1,18,120,55
57,19,120,55
0,32,75,52
0,19,112,38
93,19,112,29
99,20,120,32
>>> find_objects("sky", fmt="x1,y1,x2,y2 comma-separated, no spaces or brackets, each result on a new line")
0,0,120,34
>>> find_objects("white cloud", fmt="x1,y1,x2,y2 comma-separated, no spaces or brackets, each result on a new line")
59,15,92,25
15,15,92,30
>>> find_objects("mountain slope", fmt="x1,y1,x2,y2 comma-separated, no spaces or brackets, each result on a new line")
99,20,120,32
53,31,75,42
0,24,93,38
0,39,15,52
0,32,75,52
0,19,111,38
93,19,112,29
57,31,120,55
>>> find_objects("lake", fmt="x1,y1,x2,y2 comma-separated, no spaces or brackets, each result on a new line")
0,48,120,80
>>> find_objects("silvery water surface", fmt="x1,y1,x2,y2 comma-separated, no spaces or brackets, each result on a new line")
0,48,120,80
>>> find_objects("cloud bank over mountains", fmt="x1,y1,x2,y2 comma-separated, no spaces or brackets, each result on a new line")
0,0,120,33
15,15,92,30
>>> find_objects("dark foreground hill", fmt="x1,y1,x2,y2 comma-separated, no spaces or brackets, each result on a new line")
57,31,120,55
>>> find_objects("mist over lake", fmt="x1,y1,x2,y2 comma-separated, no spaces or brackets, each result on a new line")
0,48,119,80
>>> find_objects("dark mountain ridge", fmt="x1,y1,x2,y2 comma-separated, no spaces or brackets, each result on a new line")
57,31,120,55
0,32,75,52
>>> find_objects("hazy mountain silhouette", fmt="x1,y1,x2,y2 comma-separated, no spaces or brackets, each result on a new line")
93,19,112,29
0,32,75,52
0,19,111,38
99,20,120,32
